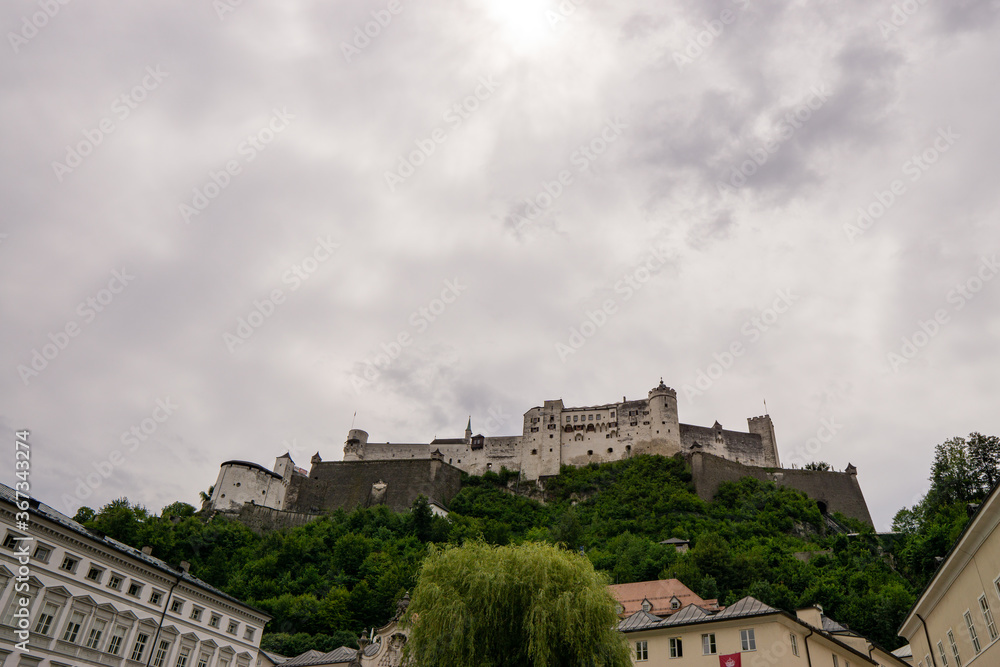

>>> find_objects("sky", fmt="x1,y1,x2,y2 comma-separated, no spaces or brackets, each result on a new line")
2,0,999,531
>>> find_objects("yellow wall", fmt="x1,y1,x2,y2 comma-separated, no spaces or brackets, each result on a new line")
626,615,873,667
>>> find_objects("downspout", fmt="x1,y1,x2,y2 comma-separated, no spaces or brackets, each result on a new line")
803,628,814,667
146,566,184,667
917,613,938,667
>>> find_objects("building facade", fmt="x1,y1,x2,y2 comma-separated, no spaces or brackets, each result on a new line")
899,482,1000,667
0,484,270,667
619,594,907,667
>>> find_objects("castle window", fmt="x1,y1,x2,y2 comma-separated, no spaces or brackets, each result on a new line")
531,449,537,455
573,416,578,422
608,448,613,454
589,415,593,420
587,450,593,455
550,435,553,439
487,463,492,469
566,416,570,422
235,482,241,487
596,414,601,420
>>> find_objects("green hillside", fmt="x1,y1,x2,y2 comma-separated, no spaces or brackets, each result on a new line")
76,435,1000,656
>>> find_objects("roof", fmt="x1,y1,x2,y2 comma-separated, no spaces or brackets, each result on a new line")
283,643,380,666
430,438,466,445
892,645,913,659
618,610,663,631
712,596,778,620
609,578,719,617
220,460,282,479
659,537,690,545
0,483,269,619
617,598,778,633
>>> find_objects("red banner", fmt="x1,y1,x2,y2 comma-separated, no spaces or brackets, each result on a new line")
719,653,742,667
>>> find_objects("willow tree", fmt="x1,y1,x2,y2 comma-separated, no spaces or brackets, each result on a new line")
403,541,632,667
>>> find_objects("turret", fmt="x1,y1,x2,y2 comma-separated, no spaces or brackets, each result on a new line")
465,417,472,443
344,429,369,460
647,378,681,454
748,415,780,467
274,452,295,479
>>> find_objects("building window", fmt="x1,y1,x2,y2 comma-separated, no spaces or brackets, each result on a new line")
635,640,648,661
669,637,683,658
741,629,756,651
86,618,107,649
219,659,231,667
131,632,150,662
833,656,839,667
925,655,932,667
86,566,104,583
209,613,221,628
62,610,86,643
60,555,79,573
176,648,191,667
108,625,127,655
197,654,211,667
150,590,163,606
981,595,998,640
1,532,20,549
938,640,950,666
966,611,981,653
34,602,59,635
33,544,52,562
588,414,593,420
171,599,185,614
790,633,799,656
191,606,204,621
641,599,652,612
227,619,239,634
108,574,123,591
245,626,256,641
153,640,171,667
127,582,143,597
949,629,962,666
702,633,716,655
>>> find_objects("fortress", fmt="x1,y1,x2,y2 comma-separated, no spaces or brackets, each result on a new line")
206,380,873,525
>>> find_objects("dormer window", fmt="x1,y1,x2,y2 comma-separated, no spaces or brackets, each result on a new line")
670,597,681,610
641,599,652,613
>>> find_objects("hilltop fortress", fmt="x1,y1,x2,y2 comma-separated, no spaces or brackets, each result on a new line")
206,380,873,526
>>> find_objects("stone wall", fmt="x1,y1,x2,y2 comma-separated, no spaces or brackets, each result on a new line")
688,452,873,526
288,459,463,514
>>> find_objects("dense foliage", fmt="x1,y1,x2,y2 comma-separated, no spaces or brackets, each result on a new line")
404,541,631,667
73,435,998,656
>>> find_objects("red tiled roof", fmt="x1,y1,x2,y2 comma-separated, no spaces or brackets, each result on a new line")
608,579,721,618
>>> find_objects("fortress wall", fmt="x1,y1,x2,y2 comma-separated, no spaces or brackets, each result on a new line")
290,459,463,514
359,443,429,460
688,452,873,526
681,425,773,467
210,463,285,511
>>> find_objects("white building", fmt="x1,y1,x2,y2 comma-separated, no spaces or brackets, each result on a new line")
0,483,270,667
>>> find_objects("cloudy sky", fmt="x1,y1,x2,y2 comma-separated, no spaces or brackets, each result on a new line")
2,0,999,530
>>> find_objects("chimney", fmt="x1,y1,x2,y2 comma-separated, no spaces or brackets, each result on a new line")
141,546,153,556
179,561,191,573
796,605,824,629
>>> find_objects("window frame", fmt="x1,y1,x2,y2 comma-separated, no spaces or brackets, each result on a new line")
669,636,683,658
965,609,981,654
740,628,757,651
227,619,239,635
948,629,962,667
790,633,799,656
85,565,105,583
131,631,150,662
635,640,648,661
981,594,998,641
60,554,80,574
62,609,86,643
702,633,717,655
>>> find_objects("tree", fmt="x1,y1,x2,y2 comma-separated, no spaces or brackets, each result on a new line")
404,542,632,667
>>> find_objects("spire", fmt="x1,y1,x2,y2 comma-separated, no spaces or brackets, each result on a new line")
465,416,472,442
